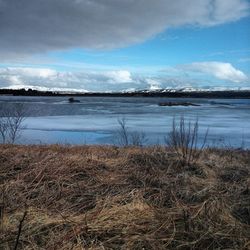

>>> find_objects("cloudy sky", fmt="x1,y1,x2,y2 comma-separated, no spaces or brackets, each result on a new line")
0,0,250,92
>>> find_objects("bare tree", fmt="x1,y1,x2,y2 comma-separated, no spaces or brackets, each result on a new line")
0,103,27,144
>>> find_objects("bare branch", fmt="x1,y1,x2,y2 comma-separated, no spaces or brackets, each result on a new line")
166,116,208,166
0,103,27,144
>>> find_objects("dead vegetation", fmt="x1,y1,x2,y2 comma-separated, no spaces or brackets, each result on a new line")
0,103,27,144
0,144,249,249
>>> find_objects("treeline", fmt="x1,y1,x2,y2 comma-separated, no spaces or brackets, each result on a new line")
1,88,250,98
0,88,59,96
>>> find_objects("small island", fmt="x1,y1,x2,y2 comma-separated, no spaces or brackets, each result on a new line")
158,102,200,107
68,97,80,103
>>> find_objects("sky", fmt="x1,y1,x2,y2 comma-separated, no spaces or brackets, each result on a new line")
0,0,250,92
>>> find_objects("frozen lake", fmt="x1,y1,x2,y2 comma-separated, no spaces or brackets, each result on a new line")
0,96,250,148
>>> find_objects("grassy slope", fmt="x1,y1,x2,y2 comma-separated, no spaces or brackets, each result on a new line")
0,145,250,249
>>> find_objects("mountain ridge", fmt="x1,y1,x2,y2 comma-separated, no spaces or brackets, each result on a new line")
1,88,250,98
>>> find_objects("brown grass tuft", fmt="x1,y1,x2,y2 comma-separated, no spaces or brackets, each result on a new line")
0,145,249,249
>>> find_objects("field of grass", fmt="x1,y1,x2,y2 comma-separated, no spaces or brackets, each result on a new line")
0,144,250,249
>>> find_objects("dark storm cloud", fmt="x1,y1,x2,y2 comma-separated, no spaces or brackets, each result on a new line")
0,0,249,57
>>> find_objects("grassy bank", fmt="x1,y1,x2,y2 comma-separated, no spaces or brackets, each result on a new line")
0,145,250,249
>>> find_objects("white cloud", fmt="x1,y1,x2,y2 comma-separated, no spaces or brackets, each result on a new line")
0,64,249,92
104,70,132,84
146,79,162,91
0,67,136,92
0,0,249,57
180,62,248,83
0,67,57,78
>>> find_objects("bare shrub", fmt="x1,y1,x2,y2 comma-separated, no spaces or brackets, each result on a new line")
115,118,147,147
116,117,129,146
166,116,208,166
0,117,8,144
0,103,27,144
130,131,148,147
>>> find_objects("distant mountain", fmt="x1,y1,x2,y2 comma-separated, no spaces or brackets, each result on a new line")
0,87,250,98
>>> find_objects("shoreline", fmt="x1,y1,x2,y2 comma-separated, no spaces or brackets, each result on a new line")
1,88,250,99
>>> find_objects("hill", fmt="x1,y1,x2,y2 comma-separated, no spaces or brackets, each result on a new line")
1,88,250,98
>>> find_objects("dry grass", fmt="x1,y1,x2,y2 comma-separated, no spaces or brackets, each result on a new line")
0,144,249,249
